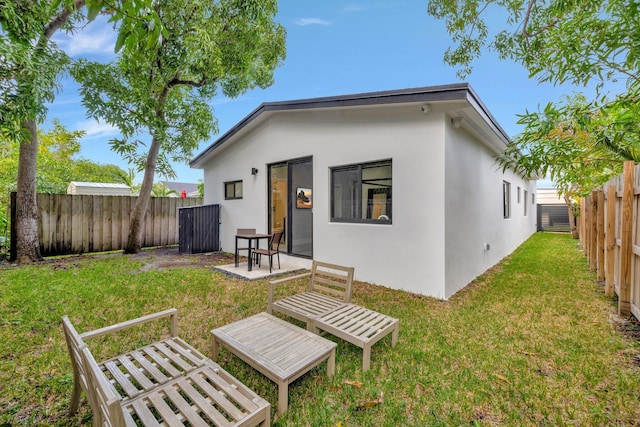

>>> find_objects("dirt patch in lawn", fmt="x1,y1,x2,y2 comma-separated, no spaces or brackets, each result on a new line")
1,246,236,271
134,247,235,272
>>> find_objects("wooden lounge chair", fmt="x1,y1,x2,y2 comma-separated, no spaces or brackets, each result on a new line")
268,262,399,371
62,308,270,426
268,260,354,330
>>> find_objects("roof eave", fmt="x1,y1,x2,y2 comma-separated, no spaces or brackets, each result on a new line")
190,83,511,169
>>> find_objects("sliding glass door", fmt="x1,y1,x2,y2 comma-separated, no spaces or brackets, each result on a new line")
268,157,313,257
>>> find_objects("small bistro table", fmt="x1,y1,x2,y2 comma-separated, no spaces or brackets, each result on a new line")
235,232,270,271
211,312,336,415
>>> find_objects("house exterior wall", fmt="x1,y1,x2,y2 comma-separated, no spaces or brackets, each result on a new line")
202,105,450,297
444,121,537,298
200,100,536,299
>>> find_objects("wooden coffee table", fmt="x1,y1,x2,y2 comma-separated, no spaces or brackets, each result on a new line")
211,312,336,415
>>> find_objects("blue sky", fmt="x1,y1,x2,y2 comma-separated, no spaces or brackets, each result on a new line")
47,1,621,187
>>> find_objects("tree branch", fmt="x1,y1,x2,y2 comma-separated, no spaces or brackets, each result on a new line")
44,0,86,39
167,75,214,88
521,0,560,38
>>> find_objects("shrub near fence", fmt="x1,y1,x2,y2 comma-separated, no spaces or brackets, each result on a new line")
10,193,202,257
580,161,640,321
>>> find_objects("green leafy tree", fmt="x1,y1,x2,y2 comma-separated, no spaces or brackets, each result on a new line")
72,0,286,253
197,179,204,198
0,120,128,205
122,167,141,195
151,183,177,198
428,0,640,237
427,0,638,85
0,0,160,262
497,93,639,236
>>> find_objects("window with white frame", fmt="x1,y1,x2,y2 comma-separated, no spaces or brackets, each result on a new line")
524,190,528,216
503,181,511,219
331,159,392,223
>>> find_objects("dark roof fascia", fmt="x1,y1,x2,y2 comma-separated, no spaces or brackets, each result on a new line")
190,83,506,168
463,84,511,145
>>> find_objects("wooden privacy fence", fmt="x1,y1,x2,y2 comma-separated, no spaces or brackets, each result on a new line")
580,161,640,320
11,193,202,257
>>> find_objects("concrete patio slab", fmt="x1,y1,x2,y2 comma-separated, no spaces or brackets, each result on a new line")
214,261,303,280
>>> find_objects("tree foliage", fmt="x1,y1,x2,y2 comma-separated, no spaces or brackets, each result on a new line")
427,0,639,86
151,182,177,197
0,0,161,262
428,0,640,201
0,120,127,200
497,93,639,197
72,0,286,253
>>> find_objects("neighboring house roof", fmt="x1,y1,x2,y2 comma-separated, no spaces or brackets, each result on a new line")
160,181,200,197
68,181,130,189
67,181,131,196
536,188,566,205
190,83,511,169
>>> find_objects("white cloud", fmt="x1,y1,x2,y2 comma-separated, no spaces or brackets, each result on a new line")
54,18,116,58
343,5,366,12
77,119,120,139
294,18,331,26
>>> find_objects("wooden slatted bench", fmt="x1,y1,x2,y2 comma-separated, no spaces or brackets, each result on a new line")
268,260,355,330
62,308,270,426
268,261,398,371
313,304,399,372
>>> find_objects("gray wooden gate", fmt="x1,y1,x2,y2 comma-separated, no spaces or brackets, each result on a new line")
537,204,571,232
179,204,220,253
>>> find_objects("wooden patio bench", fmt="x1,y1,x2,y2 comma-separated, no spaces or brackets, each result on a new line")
62,308,270,427
268,260,355,330
268,261,399,371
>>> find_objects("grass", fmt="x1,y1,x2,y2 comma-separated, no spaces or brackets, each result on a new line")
1,233,640,426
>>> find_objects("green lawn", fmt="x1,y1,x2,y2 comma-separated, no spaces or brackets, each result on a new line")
1,233,639,426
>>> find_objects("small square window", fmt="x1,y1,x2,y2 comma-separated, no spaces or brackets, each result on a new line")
224,180,243,200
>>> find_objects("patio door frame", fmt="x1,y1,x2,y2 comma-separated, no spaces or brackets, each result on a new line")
268,156,313,258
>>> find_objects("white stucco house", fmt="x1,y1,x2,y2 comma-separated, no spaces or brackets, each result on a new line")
190,83,536,299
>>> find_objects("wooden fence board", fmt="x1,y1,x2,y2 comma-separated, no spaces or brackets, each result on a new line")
605,185,616,297
597,190,605,281
19,194,203,256
583,161,640,321
619,161,634,316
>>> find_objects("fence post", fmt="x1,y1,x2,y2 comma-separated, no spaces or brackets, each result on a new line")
619,161,634,317
579,197,586,248
9,192,16,262
605,185,616,297
589,191,598,271
596,189,605,281
584,194,592,261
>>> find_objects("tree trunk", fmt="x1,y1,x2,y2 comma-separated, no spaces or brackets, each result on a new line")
564,194,579,239
10,1,86,263
15,119,42,263
124,135,162,254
